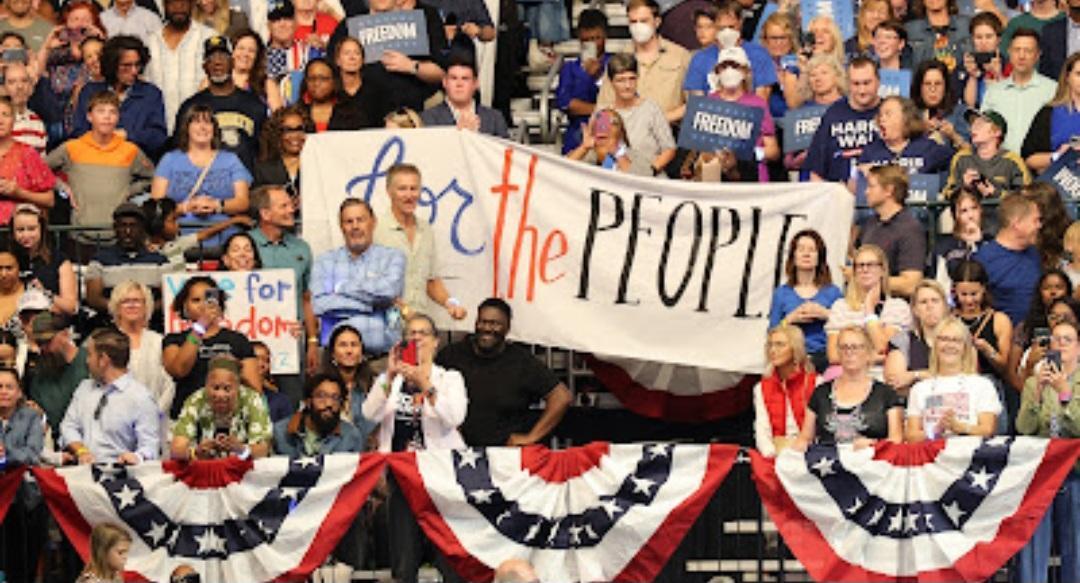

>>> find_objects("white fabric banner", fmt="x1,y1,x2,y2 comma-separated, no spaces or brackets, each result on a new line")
301,128,853,373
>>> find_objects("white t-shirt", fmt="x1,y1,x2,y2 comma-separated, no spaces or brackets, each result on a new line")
906,374,1002,439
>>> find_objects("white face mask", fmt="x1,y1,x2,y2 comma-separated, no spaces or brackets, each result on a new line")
628,22,655,44
718,67,744,89
716,27,740,49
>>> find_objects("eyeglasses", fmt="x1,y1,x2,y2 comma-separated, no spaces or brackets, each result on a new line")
281,125,305,133
406,329,434,338
936,334,966,344
310,391,342,402
764,35,789,42
172,573,201,583
853,261,882,270
838,343,868,353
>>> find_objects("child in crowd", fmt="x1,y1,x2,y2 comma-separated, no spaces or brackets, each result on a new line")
962,13,1006,109
943,109,1030,200
142,198,252,266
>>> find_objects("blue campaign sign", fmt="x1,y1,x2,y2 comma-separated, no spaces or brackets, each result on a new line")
878,69,912,98
1038,149,1080,200
348,10,430,63
854,170,942,203
779,103,829,153
678,96,765,160
801,0,856,41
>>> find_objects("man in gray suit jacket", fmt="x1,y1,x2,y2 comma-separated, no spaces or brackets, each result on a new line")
420,57,510,138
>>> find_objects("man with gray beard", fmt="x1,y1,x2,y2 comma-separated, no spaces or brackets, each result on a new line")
22,312,89,440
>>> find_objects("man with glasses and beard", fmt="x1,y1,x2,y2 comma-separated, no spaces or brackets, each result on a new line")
23,312,88,440
59,328,161,465
273,372,366,456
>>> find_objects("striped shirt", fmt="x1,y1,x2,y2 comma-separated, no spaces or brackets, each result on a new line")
144,22,217,133
12,108,46,154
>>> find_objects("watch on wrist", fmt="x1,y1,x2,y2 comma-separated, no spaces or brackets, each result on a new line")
412,60,420,75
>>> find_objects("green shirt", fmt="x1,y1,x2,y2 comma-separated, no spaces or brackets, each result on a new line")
27,346,88,435
1018,373,1080,470
249,228,312,319
173,385,272,451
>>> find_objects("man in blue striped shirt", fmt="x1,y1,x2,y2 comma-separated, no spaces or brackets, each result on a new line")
311,198,406,357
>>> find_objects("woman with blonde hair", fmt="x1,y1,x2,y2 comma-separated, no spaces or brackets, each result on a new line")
884,279,949,396
110,281,174,415
567,108,653,176
1022,52,1080,174
77,522,131,582
753,324,816,457
385,107,423,129
905,317,1001,441
793,325,903,449
825,244,912,367
845,0,894,58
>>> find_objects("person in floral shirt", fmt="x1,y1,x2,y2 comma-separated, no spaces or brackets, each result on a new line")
169,355,271,460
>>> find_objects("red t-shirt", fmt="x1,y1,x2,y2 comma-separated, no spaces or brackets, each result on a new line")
294,12,339,46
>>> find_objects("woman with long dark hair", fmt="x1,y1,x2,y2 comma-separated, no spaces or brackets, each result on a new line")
11,204,76,316
254,105,310,201
912,59,969,150
300,58,368,132
320,324,374,430
1008,270,1074,392
769,229,842,372
232,29,283,111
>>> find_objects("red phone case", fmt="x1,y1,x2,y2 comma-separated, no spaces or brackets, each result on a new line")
400,341,419,366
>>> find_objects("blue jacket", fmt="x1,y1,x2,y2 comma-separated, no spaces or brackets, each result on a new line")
272,411,367,457
72,81,168,159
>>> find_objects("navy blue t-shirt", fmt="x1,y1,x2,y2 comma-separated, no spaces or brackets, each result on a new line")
857,136,954,174
973,240,1042,325
804,99,880,181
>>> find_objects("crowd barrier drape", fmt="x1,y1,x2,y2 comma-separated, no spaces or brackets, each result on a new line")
0,466,26,524
751,437,1080,582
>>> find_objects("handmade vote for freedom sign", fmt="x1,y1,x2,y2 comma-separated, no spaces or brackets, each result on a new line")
780,103,829,153
348,10,429,63
878,69,912,98
678,96,764,160
1038,149,1080,200
801,0,855,41
162,270,300,374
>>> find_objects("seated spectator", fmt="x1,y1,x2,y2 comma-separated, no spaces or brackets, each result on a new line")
1000,0,1061,51
0,96,54,224
555,8,608,154
333,37,383,123
784,55,847,175
858,95,953,173
292,0,337,55
1021,53,1080,174
253,341,291,423
254,105,307,197
753,325,816,458
421,57,508,138
904,0,970,73
170,355,271,459
177,36,267,171
826,244,912,365
274,371,363,456
0,246,25,340
300,57,368,131
1008,276,1074,391
913,59,970,151
933,192,989,282
0,329,25,374
142,197,251,266
566,109,653,176
596,0,689,124
321,323,374,427
905,317,1001,440
385,107,423,129
77,523,131,583
4,63,45,153
110,281,174,415
1037,0,1077,80
219,231,262,271
884,280,949,396
691,6,716,50
769,229,842,373
794,324,903,449
11,205,76,316
806,15,847,66
952,259,1013,390
805,57,881,182
0,364,44,583
151,104,252,249
759,11,799,120
942,108,1029,199
961,13,1005,109
101,0,162,42
84,203,170,328
71,35,168,160
845,0,894,61
855,165,927,298
684,0,776,101
231,29,283,112
23,312,86,436
1024,182,1072,270
982,28,1056,155
194,0,248,37
1015,318,1080,583
60,327,161,465
72,36,106,112
0,0,55,52
162,276,260,418
312,199,404,353
37,2,105,124
46,91,155,232
601,54,675,177
974,194,1043,326
871,20,909,71
144,0,219,134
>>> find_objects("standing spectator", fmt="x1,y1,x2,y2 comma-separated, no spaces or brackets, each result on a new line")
60,327,161,465
151,104,252,249
981,28,1057,155
176,36,267,171
846,0,894,59
141,197,251,267
883,279,949,396
253,341,292,422
46,91,156,232
435,297,572,447
193,0,248,37
0,96,55,224
684,0,776,100
826,244,912,366
805,16,847,66
934,192,989,281
601,54,676,177
942,108,1029,199
953,259,1013,385
914,59,970,150
292,0,338,55
11,204,77,316
769,229,842,373
1008,276,1074,393
38,3,105,130
428,0,495,46
333,37,383,122
274,371,364,455
265,2,307,82
72,35,168,160
805,57,881,182
974,194,1043,325
23,312,86,436
110,281,173,415
1022,53,1080,174
4,63,46,153
254,105,307,197
231,30,283,112
170,355,270,458
961,13,1005,109
299,58,368,131
162,276,260,418
76,524,131,583
84,203,171,326
1000,0,1062,53
855,165,927,298
0,365,44,583
871,20,909,71
759,11,799,120
421,58,509,137
857,95,953,174
0,247,24,340
321,323,374,427
597,0,689,124
0,0,53,52
219,231,262,271
753,325,816,458
555,8,608,154
145,0,218,133
101,0,163,42
784,55,847,175
904,0,970,74
1037,0,1079,80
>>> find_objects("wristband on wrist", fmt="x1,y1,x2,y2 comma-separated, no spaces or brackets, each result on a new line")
865,313,880,323
191,322,207,337
75,446,89,457
186,333,201,346
447,297,461,308
237,445,251,460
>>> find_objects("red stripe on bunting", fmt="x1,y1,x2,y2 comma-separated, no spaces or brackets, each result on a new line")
584,355,756,422
0,467,26,524
31,466,95,561
520,442,610,483
388,451,495,582
872,439,947,467
274,454,388,582
750,440,1080,582
160,457,255,489
614,444,739,582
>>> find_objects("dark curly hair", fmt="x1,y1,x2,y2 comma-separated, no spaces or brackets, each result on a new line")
100,35,150,86
259,104,312,162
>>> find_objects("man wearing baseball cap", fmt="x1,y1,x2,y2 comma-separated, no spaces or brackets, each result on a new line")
174,35,267,172
24,312,88,437
943,109,1031,199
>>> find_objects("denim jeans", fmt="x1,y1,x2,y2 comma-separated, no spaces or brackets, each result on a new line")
1014,472,1080,583
518,0,569,44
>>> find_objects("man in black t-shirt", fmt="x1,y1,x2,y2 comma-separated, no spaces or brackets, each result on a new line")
175,36,266,172
435,297,572,447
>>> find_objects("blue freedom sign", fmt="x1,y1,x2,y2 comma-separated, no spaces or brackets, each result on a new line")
678,96,764,160
1038,149,1080,200
348,10,430,63
779,103,829,153
878,69,912,98
801,0,856,41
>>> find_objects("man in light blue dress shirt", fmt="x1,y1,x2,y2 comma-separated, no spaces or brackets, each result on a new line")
60,328,161,465
311,198,406,357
